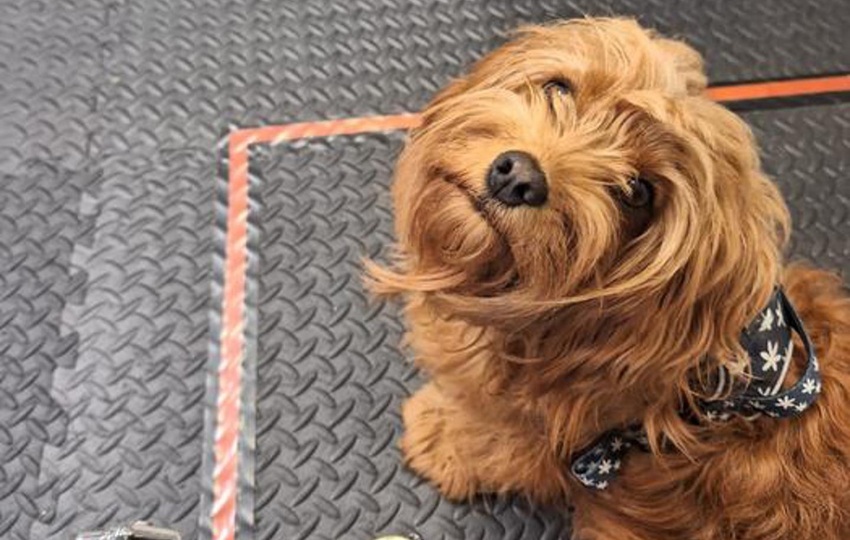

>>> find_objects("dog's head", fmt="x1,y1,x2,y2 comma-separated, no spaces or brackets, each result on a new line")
370,18,789,408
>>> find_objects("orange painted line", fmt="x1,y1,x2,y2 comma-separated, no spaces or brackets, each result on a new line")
230,113,423,150
705,74,850,102
211,72,849,540
212,114,427,540
211,136,249,540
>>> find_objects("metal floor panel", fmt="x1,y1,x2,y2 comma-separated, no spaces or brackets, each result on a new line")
749,107,850,272
252,103,850,540
0,152,211,539
0,0,848,538
0,162,103,539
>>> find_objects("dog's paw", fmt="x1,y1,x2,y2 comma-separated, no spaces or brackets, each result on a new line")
400,386,479,501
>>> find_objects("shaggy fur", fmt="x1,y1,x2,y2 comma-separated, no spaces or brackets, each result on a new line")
366,18,850,540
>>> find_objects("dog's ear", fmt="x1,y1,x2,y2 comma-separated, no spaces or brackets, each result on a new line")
639,97,790,451
653,36,707,96
667,96,790,390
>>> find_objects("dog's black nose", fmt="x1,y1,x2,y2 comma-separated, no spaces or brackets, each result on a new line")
486,151,548,207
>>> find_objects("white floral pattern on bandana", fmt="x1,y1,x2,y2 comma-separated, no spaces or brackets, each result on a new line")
570,427,648,490
570,288,822,490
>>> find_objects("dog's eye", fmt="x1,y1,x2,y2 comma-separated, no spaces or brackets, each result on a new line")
621,178,654,208
543,79,572,99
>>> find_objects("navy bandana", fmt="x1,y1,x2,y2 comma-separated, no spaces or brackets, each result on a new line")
570,288,821,490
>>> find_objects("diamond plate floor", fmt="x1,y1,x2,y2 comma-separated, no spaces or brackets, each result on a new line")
0,151,210,539
0,0,849,539
251,103,850,540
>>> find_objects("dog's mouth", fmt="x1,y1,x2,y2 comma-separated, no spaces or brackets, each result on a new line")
424,167,524,295
432,166,503,232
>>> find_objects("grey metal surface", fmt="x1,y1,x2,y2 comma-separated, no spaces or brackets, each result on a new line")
1,0,848,539
0,151,210,540
251,103,850,540
750,106,850,272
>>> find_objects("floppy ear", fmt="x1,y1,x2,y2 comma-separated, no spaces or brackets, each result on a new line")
669,96,790,389
637,97,790,452
653,36,707,96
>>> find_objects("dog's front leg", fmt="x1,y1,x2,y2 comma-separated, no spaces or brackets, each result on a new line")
400,382,567,503
399,382,480,500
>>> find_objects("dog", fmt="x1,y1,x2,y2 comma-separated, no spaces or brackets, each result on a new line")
366,18,850,540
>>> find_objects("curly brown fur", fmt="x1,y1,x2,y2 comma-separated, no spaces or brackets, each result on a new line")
366,17,850,540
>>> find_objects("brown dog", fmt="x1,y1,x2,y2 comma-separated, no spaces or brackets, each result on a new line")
367,18,850,540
